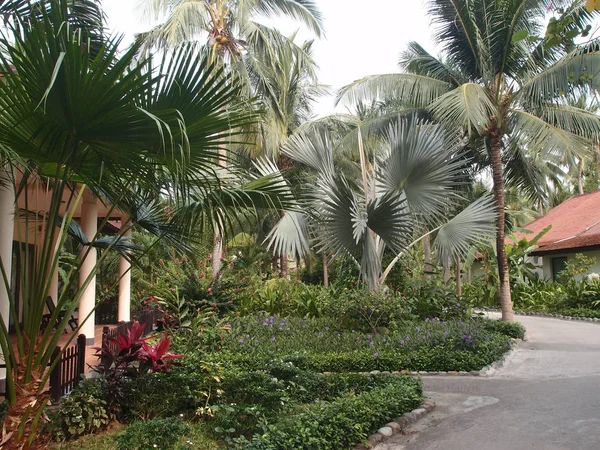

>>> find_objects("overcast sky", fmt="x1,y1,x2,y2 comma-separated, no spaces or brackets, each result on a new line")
102,0,436,116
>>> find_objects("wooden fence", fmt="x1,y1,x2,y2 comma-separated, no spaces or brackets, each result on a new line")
49,334,87,401
1,334,86,402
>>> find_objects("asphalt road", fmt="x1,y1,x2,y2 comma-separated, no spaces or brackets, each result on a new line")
374,314,600,450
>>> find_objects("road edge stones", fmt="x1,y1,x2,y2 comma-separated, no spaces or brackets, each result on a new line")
354,401,436,450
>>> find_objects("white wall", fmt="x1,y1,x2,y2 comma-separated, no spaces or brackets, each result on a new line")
540,249,600,281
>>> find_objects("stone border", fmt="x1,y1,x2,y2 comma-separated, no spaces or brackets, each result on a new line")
354,401,436,450
481,308,600,324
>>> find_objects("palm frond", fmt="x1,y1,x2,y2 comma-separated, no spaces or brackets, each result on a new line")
430,83,497,135
336,74,452,108
264,210,310,258
376,119,465,217
281,126,334,172
251,0,324,37
434,195,496,263
510,109,590,160
399,41,467,86
519,51,600,105
139,0,211,48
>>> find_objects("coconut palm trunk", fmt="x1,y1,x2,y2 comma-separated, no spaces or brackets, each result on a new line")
423,230,432,281
578,159,585,195
490,131,514,322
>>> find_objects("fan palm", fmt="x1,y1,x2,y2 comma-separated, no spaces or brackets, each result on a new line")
0,1,291,446
337,0,600,321
266,118,497,290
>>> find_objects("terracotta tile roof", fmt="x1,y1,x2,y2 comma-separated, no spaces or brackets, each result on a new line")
514,190,600,255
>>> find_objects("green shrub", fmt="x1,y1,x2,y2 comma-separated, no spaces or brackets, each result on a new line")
123,370,207,420
479,319,526,340
319,288,411,332
115,417,191,450
48,380,109,441
235,376,423,450
402,282,471,321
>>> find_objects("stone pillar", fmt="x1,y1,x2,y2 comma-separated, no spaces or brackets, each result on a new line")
117,217,131,322
78,189,97,345
0,168,14,380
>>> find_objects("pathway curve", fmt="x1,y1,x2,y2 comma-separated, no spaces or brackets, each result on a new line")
374,314,600,450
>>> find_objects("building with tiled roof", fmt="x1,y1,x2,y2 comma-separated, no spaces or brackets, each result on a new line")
515,190,600,281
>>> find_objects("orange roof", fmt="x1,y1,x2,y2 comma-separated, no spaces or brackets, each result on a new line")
515,190,600,254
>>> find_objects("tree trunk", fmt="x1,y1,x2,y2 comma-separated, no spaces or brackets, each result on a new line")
456,257,462,297
490,131,514,322
423,230,432,281
443,259,451,286
578,158,584,195
280,255,288,279
212,146,227,278
212,228,223,278
322,252,329,288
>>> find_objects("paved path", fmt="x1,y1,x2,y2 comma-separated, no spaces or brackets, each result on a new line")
375,315,600,450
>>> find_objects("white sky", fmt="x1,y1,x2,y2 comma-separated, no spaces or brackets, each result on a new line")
102,0,436,117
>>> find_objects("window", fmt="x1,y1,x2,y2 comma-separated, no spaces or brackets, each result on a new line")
551,257,568,282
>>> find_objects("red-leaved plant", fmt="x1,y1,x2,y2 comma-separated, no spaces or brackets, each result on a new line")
94,321,184,420
96,320,184,377
139,334,185,372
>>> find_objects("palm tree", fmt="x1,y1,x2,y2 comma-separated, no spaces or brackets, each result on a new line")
0,2,291,446
266,117,496,290
138,0,323,277
139,0,323,60
337,0,600,321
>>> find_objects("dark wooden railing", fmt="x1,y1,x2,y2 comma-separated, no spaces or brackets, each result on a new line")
49,334,86,401
136,309,163,334
1,334,86,402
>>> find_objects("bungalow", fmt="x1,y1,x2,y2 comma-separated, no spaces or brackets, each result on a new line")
514,190,600,281
0,171,132,347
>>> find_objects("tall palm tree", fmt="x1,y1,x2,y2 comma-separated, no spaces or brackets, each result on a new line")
139,0,323,60
338,0,600,321
139,0,323,277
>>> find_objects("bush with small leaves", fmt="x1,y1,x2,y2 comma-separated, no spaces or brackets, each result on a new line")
115,417,191,450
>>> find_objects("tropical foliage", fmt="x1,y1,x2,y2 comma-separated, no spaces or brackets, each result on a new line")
266,117,496,288
0,0,290,447
337,0,600,320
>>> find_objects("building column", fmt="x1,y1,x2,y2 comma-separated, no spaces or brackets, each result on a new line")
0,168,14,381
0,169,14,330
78,189,97,345
117,217,131,322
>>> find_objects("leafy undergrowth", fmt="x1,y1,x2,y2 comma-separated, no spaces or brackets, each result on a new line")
50,316,520,450
209,315,518,373
51,422,222,450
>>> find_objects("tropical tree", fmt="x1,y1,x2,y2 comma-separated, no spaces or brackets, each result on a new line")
266,118,496,290
138,0,324,277
337,0,600,321
0,1,289,447
139,0,323,60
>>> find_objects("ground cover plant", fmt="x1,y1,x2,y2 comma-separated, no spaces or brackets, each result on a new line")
211,314,517,373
